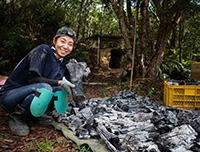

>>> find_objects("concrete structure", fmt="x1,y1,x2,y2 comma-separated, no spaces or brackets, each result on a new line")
86,35,124,68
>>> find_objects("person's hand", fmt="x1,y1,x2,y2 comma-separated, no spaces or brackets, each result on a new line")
61,77,75,96
83,67,91,77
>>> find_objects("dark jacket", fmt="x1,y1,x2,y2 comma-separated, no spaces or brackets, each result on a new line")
0,44,67,104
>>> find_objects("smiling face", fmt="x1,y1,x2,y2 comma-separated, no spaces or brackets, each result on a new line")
53,35,74,59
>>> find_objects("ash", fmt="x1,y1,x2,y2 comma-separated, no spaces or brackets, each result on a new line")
52,90,200,152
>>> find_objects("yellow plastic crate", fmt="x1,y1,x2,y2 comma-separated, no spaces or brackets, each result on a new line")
164,80,200,109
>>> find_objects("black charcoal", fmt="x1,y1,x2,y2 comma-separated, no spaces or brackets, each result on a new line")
52,90,200,152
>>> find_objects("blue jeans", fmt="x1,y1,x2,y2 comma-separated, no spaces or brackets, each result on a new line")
1,83,64,113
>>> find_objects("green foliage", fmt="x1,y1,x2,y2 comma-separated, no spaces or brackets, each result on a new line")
3,36,33,56
100,89,109,97
146,88,154,96
14,0,68,44
0,0,69,74
72,144,93,152
120,55,130,68
132,85,144,95
0,0,121,75
66,49,90,62
0,0,199,77
35,138,56,152
158,48,191,80
180,1,200,61
0,34,33,75
0,59,9,66
25,141,34,151
76,1,120,41
159,62,190,80
23,138,56,152
23,138,93,152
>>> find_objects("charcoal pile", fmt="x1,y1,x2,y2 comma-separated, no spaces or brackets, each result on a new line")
52,90,200,152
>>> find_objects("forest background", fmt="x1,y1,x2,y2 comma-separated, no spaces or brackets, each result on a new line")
0,0,200,81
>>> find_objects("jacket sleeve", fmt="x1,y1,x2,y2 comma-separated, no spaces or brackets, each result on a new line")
28,71,59,86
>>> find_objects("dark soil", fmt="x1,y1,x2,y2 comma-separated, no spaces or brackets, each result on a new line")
0,68,164,152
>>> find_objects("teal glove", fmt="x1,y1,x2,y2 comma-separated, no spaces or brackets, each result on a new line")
61,77,75,95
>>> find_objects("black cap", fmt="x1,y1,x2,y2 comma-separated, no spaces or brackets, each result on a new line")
55,27,77,42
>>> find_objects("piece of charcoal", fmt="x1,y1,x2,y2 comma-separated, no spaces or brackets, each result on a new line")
66,59,88,105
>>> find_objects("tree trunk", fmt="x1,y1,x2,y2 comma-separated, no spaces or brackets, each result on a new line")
136,0,149,78
147,0,190,77
110,0,190,78
4,0,14,28
178,19,183,63
110,0,132,59
170,29,176,49
147,26,169,77
76,0,85,40
147,23,177,77
126,0,134,39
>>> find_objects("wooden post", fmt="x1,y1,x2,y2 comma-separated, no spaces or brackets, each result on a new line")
130,0,138,90
97,36,100,65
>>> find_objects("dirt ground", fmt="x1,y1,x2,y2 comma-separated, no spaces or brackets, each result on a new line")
0,68,164,152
